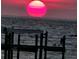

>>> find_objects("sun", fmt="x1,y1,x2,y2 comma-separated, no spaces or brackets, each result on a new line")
26,1,47,17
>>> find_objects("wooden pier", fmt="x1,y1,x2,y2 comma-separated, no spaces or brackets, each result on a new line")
1,27,66,59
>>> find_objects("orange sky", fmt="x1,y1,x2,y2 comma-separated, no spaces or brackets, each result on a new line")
1,0,77,20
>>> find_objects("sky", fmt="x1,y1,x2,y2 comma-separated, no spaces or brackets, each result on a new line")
1,0,77,21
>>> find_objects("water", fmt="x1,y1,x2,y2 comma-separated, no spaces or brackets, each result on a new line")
1,17,77,59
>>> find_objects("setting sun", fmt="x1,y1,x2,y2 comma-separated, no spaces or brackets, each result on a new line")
26,1,47,17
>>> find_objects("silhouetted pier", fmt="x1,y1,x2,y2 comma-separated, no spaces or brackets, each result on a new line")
1,27,66,59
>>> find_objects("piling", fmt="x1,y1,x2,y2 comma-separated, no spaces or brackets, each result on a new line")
17,34,21,59
39,33,43,59
7,33,11,59
4,28,8,59
61,35,66,59
10,32,14,59
35,34,38,59
44,31,48,59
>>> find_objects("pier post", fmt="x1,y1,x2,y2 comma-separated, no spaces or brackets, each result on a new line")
4,28,8,59
7,32,14,59
35,34,38,59
39,33,43,59
17,34,21,59
10,32,14,59
61,35,66,59
44,31,48,59
7,33,11,59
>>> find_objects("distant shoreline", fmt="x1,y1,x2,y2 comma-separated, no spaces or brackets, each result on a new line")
1,16,77,23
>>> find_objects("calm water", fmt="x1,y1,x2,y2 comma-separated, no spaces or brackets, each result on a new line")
1,17,77,59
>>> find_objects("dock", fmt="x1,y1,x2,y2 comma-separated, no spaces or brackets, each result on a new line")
1,27,66,59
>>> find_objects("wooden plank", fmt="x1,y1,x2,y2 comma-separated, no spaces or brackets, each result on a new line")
1,44,63,52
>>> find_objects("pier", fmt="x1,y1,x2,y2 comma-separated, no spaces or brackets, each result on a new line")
1,27,66,59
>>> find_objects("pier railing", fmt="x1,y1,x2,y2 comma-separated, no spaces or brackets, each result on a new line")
1,27,66,59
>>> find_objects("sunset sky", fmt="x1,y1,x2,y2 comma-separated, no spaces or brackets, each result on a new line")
1,0,77,21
